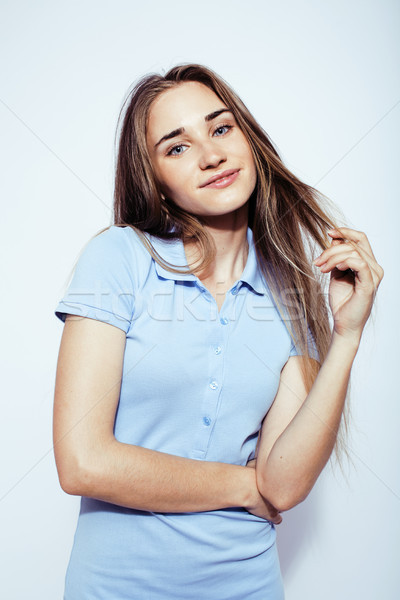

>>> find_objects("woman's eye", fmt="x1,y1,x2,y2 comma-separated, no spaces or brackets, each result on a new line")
167,144,187,157
214,124,232,136
165,125,232,156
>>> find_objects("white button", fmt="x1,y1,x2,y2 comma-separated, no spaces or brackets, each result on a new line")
209,381,218,390
220,317,229,325
214,346,222,355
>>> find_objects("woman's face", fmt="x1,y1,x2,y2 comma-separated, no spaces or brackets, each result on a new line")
146,81,257,219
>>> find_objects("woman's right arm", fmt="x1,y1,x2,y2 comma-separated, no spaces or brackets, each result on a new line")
53,315,281,523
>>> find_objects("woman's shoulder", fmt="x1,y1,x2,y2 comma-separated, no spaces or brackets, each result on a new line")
83,224,154,265
61,225,155,293
56,225,156,321
92,223,150,249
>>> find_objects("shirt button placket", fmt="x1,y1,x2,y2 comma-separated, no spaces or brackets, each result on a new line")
192,292,232,459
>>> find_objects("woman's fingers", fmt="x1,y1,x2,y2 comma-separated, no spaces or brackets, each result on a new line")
317,249,358,272
327,255,375,289
314,227,384,338
327,227,377,260
315,231,384,290
316,249,380,290
314,242,368,270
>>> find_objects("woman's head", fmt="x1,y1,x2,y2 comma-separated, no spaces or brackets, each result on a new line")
114,63,283,234
146,80,257,222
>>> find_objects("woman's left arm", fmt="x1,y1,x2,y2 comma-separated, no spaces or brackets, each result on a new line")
254,227,384,512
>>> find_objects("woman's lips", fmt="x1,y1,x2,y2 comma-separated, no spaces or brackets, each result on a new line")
201,169,240,189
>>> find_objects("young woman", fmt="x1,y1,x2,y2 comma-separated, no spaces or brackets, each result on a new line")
53,64,383,599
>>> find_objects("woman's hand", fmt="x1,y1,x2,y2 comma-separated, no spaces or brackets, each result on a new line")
244,459,282,524
313,227,384,341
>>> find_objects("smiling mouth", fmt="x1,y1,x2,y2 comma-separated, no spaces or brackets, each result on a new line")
200,169,240,189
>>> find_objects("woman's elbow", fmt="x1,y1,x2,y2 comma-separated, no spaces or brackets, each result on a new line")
273,491,309,512
58,471,81,496
256,471,310,512
55,453,96,497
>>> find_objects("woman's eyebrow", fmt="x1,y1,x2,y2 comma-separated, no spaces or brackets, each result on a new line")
154,108,232,149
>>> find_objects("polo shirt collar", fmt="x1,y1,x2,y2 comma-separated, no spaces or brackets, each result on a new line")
146,227,266,295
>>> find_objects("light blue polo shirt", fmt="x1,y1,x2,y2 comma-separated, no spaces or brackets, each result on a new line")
55,224,317,599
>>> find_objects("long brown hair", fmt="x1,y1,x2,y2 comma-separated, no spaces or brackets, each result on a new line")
110,63,350,460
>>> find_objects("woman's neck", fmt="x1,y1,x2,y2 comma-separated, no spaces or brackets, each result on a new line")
183,206,249,286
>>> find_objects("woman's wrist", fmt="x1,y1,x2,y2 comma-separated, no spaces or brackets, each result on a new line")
330,328,361,358
238,465,259,509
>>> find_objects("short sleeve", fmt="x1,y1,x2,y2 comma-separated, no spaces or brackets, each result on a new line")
54,226,136,334
289,325,320,362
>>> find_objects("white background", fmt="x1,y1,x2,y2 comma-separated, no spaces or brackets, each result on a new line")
1,1,399,598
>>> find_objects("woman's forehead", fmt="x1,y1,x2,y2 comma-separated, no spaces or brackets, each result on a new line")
146,82,227,144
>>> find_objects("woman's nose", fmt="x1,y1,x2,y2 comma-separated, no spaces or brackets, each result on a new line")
198,139,227,170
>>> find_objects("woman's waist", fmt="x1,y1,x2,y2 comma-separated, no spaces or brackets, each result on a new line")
77,496,276,558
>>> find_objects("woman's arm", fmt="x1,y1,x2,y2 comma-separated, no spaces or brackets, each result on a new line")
255,227,384,511
53,315,280,522
255,335,357,511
